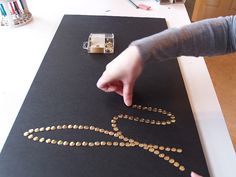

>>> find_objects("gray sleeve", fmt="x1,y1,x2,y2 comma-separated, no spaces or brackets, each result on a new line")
130,15,236,62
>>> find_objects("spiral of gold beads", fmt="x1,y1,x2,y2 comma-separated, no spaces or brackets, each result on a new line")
23,104,185,172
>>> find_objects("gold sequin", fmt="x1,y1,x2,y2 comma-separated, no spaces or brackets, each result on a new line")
51,139,57,144
179,166,185,171
39,138,45,142
57,140,63,145
24,132,29,136
169,159,175,164
63,141,69,146
23,104,184,172
159,153,165,158
67,125,73,129
76,142,81,146
69,142,75,146
45,139,51,143
33,137,39,141
82,142,88,146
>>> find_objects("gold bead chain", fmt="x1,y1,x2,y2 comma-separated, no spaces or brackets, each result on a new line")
23,104,185,172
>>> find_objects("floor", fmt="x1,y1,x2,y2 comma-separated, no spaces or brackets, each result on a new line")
185,0,236,150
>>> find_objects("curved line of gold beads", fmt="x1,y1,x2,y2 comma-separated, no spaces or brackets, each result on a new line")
23,104,185,172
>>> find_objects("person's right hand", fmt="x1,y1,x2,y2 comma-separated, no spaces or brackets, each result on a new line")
97,46,143,106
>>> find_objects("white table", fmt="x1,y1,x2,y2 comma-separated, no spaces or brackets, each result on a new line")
0,0,235,176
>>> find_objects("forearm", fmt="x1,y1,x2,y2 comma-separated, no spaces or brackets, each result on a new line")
131,16,236,62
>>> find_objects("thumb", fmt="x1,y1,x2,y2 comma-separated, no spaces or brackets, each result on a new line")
123,82,134,106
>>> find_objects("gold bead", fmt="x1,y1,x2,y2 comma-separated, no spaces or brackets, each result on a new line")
83,126,89,130
134,117,139,121
169,159,175,164
33,137,39,141
125,142,130,147
28,134,34,139
114,133,119,137
50,126,56,130
107,142,112,146
68,125,73,129
111,120,116,123
166,121,171,124
34,128,39,132
78,125,83,129
159,146,165,150
153,108,158,112
57,140,63,145
149,148,155,152
123,115,128,119
57,125,62,129
143,146,149,150
23,132,29,136
153,145,158,149
104,130,109,134
161,122,167,125
118,135,124,139
94,127,100,131
139,118,145,122
171,147,177,152
174,162,180,167
129,139,134,143
40,127,45,131
94,142,100,146
159,153,165,158
150,120,156,124
165,147,171,151
99,129,104,133
28,129,34,133
101,141,106,146
69,142,75,146
63,141,69,146
47,126,54,131
167,113,172,116
154,150,160,155
89,142,94,147
113,127,119,131
145,119,150,123
179,166,185,171
82,142,88,146
113,142,119,146
156,121,161,125
62,125,68,129
148,107,152,111
132,105,137,108
76,142,81,146
171,119,176,123
109,131,114,136
134,141,139,145
51,139,57,144
119,142,125,147
128,116,133,120
177,148,183,153
164,156,170,161
89,126,95,130
158,109,162,113
111,124,116,128
139,144,144,147
73,125,78,129
39,137,45,142
170,116,175,119
123,137,129,142
46,139,51,143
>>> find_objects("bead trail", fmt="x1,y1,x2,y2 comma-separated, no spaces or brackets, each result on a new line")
23,104,185,172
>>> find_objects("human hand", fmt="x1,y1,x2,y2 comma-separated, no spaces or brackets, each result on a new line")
191,171,203,177
97,46,143,106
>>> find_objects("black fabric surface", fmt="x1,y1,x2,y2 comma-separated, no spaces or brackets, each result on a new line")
0,15,210,177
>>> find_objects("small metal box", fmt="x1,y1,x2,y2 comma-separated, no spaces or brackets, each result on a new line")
83,33,114,54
